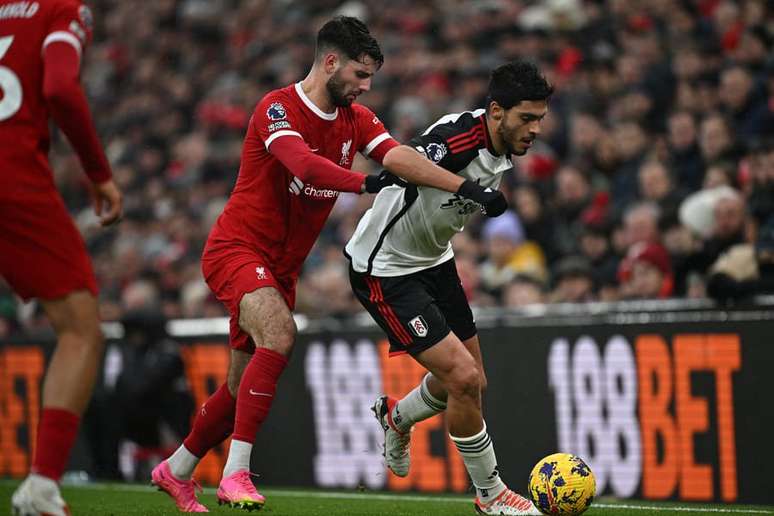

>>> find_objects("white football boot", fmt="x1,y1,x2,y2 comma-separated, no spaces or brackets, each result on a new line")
11,474,70,516
474,489,541,515
372,395,411,477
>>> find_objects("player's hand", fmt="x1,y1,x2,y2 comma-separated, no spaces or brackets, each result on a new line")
456,179,508,217
363,170,408,194
91,179,123,226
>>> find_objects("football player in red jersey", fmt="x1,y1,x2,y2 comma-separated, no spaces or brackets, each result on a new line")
1,1,123,515
151,16,507,513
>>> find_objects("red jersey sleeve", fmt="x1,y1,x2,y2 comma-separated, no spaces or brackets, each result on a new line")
41,1,110,184
253,92,305,149
43,0,93,57
354,105,399,165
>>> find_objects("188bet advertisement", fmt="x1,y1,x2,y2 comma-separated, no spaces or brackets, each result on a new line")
2,311,772,505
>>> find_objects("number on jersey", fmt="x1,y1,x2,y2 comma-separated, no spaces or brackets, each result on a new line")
0,35,22,121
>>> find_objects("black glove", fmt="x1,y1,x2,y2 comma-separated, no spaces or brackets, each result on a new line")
456,179,508,217
364,170,408,193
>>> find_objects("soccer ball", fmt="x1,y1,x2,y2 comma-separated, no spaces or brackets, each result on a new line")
527,453,596,516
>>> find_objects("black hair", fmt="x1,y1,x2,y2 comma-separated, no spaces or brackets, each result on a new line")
316,16,384,68
487,60,553,110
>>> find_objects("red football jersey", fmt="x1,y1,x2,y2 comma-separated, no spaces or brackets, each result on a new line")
207,82,397,279
0,0,93,192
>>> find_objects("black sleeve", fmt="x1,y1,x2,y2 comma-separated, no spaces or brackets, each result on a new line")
409,113,482,173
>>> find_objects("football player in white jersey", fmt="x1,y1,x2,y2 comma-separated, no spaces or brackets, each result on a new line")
346,60,552,515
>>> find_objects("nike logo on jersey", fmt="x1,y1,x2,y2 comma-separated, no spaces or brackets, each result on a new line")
249,390,272,397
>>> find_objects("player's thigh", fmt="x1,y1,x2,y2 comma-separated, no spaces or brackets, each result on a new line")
0,194,97,301
349,267,450,357
238,286,296,355
202,249,292,354
434,259,477,343
413,332,480,399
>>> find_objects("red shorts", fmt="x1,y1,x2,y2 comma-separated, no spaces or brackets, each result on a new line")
0,191,97,301
201,244,296,353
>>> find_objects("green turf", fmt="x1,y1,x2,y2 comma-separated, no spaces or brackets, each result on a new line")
1,480,772,515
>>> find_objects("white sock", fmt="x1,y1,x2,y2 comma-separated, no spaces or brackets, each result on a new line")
450,423,506,503
28,473,59,490
391,373,447,433
166,445,200,480
222,439,252,478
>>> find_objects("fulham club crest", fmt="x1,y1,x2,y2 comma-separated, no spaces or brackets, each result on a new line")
408,315,429,338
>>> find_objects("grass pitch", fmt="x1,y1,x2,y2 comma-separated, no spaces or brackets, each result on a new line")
1,480,772,515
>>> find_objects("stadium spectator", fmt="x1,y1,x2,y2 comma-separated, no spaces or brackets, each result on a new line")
579,223,619,291
548,256,595,303
512,183,559,263
637,161,686,221
610,121,649,211
713,189,747,243
708,216,774,300
623,202,662,248
719,64,771,141
667,111,705,191
618,242,674,300
703,161,739,189
552,165,593,256
479,212,546,296
699,113,738,164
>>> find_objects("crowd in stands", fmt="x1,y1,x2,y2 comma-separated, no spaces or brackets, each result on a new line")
1,0,773,335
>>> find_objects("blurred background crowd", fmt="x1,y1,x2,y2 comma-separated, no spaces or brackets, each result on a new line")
1,0,773,335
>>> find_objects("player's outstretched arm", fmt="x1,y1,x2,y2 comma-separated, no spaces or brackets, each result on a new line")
270,136,367,193
381,145,507,217
382,145,465,193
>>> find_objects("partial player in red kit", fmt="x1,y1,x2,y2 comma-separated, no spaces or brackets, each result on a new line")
151,16,506,513
1,1,123,515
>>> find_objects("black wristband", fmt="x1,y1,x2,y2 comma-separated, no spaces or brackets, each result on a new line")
456,179,481,200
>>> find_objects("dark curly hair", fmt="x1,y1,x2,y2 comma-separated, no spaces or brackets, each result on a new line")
488,60,553,110
316,16,384,68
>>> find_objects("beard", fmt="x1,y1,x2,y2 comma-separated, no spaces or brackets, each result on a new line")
498,120,523,155
326,72,353,107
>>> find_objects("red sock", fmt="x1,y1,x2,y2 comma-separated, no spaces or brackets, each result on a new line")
183,383,236,458
232,348,288,443
32,408,80,481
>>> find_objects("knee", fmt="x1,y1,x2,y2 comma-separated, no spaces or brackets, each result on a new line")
58,317,104,353
446,362,481,399
250,313,296,356
479,371,488,394
46,297,103,352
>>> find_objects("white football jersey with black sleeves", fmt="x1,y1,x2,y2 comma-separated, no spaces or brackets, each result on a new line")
346,109,512,276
